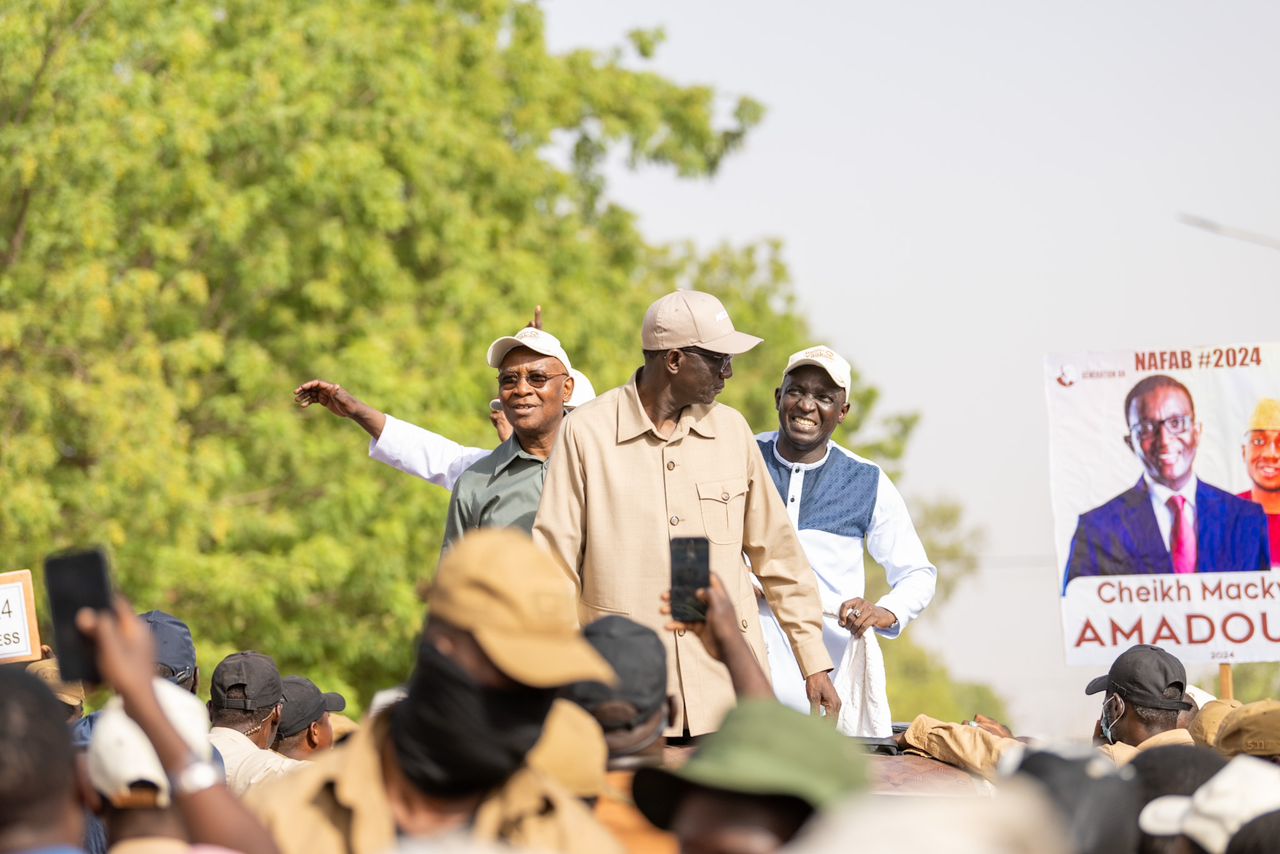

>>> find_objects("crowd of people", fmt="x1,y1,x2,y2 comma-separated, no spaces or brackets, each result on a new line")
5,290,1280,854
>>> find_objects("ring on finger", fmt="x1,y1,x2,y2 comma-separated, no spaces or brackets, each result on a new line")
852,608,862,619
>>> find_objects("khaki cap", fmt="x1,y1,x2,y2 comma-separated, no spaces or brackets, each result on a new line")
641,291,762,356
1215,699,1280,758
427,529,616,688
1189,698,1243,748
784,345,853,391
27,657,85,706
1247,398,1280,431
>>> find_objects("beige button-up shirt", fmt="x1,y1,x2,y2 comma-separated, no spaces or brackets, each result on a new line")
533,372,832,735
208,726,304,797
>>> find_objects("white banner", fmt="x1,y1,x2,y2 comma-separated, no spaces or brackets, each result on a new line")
1046,343,1280,667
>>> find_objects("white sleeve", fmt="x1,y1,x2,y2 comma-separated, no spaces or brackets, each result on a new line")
367,414,490,492
866,470,937,638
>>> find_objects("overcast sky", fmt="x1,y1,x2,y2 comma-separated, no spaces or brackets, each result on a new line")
544,0,1280,736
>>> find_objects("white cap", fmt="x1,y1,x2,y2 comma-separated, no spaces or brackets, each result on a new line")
486,328,573,372
567,370,596,409
783,345,852,391
88,678,212,808
1138,756,1280,853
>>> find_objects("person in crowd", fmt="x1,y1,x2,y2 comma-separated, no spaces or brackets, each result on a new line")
271,676,346,762
1064,375,1269,588
1130,745,1229,854
248,529,623,854
534,290,837,737
900,644,1194,778
556,579,772,852
207,652,303,796
1190,699,1243,749
1009,749,1143,854
86,677,216,853
1213,699,1280,765
0,668,85,854
27,655,86,723
754,345,936,717
630,699,867,854
75,598,282,854
1139,755,1280,854
296,328,586,548
1238,398,1280,566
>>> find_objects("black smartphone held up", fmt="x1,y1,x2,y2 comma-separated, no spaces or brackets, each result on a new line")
670,537,711,623
44,547,114,684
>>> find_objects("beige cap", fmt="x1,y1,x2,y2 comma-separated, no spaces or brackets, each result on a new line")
784,345,853,391
1247,398,1280,431
1215,699,1280,758
88,678,212,808
567,369,596,409
427,529,616,688
1189,698,1243,748
641,291,762,355
486,327,573,371
27,657,85,707
329,713,360,742
1139,756,1280,853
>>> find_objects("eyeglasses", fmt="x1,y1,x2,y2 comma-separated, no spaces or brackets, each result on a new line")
497,371,567,390
1130,415,1194,439
680,346,733,373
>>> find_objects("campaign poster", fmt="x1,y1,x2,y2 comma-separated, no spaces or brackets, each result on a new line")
1046,343,1280,668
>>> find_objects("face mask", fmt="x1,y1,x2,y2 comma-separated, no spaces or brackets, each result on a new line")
1100,697,1120,745
390,639,556,798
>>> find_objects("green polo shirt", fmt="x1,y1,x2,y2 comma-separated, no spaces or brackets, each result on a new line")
442,434,549,549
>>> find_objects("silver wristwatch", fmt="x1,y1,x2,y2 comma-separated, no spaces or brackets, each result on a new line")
171,759,221,797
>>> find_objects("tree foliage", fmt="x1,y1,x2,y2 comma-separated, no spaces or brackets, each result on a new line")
1,0,988,714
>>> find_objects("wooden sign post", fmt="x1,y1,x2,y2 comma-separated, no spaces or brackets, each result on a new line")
1219,663,1235,702
0,569,41,664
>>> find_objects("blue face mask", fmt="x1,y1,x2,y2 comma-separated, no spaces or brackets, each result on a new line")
1100,697,1120,745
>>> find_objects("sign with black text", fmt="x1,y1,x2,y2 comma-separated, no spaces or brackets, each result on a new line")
0,569,41,664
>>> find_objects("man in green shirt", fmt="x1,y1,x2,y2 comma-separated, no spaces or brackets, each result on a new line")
441,327,575,548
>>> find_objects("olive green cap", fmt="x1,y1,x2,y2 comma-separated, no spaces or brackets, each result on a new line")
633,700,867,829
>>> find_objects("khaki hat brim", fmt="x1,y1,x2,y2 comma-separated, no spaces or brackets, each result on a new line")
784,358,850,390
699,330,763,356
473,627,617,689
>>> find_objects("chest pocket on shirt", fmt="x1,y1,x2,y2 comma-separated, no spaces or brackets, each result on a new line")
696,478,749,545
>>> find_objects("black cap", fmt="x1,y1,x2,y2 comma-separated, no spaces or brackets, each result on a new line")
278,676,346,738
1084,645,1193,711
210,652,283,711
561,616,667,731
140,611,197,685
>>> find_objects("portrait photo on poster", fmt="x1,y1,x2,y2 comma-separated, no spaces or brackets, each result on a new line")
1045,343,1280,668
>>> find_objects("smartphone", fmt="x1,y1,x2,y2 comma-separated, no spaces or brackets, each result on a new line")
670,537,710,623
44,547,113,683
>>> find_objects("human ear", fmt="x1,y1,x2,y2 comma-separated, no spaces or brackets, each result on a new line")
562,376,574,403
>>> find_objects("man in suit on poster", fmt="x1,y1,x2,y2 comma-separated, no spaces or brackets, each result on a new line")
1063,375,1270,591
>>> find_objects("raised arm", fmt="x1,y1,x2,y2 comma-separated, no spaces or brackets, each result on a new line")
77,600,280,854
294,379,386,438
662,575,772,700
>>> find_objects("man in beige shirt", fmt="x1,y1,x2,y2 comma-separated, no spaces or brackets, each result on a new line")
533,290,837,736
206,652,305,797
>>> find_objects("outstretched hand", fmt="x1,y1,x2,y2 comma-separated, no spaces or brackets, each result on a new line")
294,379,363,418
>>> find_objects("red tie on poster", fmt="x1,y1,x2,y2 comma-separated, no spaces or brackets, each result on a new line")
1168,495,1197,574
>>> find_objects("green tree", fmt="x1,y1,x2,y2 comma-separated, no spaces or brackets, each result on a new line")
1,0,993,717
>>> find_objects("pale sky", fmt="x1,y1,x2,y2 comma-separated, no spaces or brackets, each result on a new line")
544,0,1280,736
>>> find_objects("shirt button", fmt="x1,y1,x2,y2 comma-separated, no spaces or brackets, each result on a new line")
721,492,730,501
667,461,676,471
790,496,796,503
740,619,749,630
669,515,679,526
677,629,686,637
